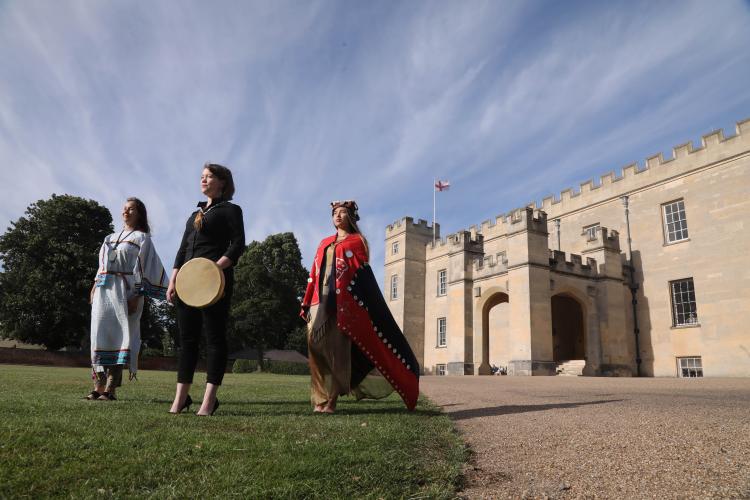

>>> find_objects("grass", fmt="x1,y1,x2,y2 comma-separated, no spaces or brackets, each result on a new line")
0,365,466,499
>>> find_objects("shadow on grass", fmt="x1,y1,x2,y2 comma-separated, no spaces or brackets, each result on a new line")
123,398,442,417
444,399,624,421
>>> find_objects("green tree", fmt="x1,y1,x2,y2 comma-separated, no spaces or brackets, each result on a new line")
0,195,113,350
140,298,179,356
230,233,308,363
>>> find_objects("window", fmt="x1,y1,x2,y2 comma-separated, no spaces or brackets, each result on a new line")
437,317,447,347
391,241,399,255
437,269,447,296
678,357,703,378
583,223,599,241
436,364,446,376
497,252,507,265
670,278,698,326
662,199,689,243
390,275,398,300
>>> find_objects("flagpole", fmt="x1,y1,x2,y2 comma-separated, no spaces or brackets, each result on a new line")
432,177,436,245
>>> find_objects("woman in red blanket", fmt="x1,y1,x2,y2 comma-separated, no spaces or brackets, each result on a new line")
300,200,419,413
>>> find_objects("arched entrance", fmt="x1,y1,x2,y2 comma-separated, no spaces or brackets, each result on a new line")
478,291,509,374
551,294,585,361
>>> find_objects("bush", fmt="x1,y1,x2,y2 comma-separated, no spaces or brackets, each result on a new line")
266,360,309,375
141,347,164,359
232,358,262,373
232,358,309,375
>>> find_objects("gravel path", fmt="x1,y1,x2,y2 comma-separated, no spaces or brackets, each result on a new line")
420,376,750,499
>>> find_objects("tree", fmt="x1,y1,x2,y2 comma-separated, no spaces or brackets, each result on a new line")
230,233,309,363
140,298,179,356
0,195,113,350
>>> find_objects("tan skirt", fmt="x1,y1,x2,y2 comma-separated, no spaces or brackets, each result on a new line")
307,313,393,407
307,315,351,406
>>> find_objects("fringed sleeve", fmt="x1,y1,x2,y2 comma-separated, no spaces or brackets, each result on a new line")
134,235,169,300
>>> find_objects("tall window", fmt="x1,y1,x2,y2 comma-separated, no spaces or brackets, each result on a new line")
678,357,703,377
583,223,600,241
662,199,689,243
437,269,447,296
391,241,399,255
390,275,398,300
436,364,446,376
497,252,507,265
670,278,698,326
437,317,447,347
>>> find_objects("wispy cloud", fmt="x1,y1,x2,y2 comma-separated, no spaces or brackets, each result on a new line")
1,0,749,283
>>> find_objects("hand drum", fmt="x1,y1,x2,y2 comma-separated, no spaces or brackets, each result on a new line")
175,257,225,308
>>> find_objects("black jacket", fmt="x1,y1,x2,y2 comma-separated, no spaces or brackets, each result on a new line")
173,199,245,271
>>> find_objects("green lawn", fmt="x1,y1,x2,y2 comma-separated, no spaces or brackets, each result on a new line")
0,365,465,499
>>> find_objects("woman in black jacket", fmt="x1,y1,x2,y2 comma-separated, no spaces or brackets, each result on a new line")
167,163,244,416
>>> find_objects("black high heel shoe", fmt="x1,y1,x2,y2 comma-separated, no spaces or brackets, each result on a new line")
169,394,192,414
197,398,219,417
85,390,101,401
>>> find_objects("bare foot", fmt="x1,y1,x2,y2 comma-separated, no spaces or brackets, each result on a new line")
323,399,337,414
313,404,326,413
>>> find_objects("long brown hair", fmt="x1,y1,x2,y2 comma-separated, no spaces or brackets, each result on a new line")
126,197,150,233
341,212,369,259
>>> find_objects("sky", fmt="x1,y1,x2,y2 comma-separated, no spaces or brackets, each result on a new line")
1,0,749,283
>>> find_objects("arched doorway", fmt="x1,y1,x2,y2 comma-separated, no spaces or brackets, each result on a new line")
478,291,509,374
551,294,585,361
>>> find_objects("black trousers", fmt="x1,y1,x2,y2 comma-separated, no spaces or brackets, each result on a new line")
176,278,233,386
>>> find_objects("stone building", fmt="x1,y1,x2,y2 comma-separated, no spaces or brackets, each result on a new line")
384,119,750,377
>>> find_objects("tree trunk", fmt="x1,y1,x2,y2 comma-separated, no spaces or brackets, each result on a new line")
256,345,264,372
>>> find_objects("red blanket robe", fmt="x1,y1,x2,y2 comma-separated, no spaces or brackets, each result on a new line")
301,233,420,410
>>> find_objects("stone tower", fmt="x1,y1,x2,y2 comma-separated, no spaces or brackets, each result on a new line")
384,217,436,371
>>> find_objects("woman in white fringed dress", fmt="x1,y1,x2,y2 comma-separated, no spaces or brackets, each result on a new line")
86,197,168,401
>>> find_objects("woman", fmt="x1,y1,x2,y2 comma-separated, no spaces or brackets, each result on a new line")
300,200,420,413
167,163,244,416
87,197,168,401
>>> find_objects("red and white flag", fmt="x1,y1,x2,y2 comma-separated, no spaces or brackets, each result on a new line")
435,179,450,192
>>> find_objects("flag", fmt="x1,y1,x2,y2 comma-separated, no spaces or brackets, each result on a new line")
435,180,450,192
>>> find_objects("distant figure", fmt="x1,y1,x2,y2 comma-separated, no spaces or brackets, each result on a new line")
87,198,168,401
167,163,244,416
300,200,419,414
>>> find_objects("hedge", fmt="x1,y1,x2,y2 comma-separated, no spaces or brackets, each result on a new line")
232,358,309,375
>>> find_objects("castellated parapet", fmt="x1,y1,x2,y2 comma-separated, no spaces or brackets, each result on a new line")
586,227,620,252
398,118,750,252
508,207,548,234
549,250,597,277
386,216,436,237
426,230,484,259
528,118,750,218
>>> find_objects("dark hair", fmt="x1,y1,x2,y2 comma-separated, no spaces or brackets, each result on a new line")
126,197,150,233
204,162,235,200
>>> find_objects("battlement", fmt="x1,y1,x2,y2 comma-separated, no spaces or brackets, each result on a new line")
507,207,548,235
386,216,437,237
477,214,511,238
386,118,749,256
532,118,750,217
549,250,597,277
427,230,484,258
584,227,621,252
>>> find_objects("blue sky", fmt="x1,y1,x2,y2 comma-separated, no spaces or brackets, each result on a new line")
1,0,749,282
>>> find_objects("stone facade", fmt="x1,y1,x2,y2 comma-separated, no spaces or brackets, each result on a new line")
385,119,750,377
